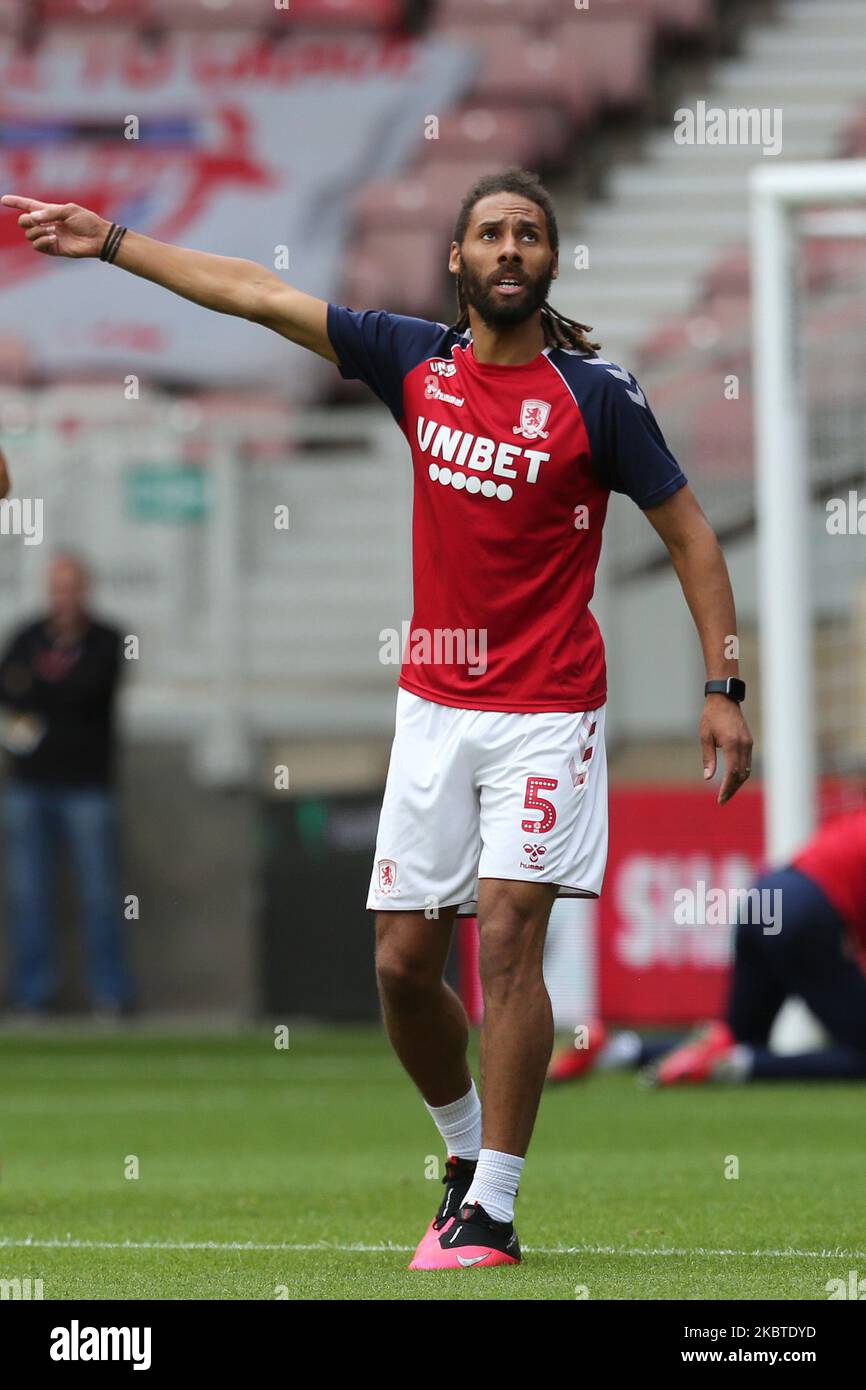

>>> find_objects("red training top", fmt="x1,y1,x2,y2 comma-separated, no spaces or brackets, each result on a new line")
792,808,866,949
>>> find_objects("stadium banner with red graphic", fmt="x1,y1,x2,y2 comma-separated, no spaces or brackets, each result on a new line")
0,33,475,390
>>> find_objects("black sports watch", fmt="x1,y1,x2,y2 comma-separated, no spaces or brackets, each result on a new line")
705,677,746,703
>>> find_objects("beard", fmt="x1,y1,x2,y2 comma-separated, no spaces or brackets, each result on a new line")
459,258,555,329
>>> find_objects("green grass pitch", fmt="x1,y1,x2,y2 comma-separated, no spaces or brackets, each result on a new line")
0,1028,863,1300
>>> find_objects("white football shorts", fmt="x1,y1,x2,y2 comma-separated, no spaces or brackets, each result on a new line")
367,687,608,916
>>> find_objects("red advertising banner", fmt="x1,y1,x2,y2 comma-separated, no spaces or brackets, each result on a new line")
599,785,765,1024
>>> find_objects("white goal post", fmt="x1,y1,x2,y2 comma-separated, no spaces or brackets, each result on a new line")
750,159,866,864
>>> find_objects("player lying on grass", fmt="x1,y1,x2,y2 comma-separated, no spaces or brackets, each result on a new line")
549,807,866,1085
2,170,753,1270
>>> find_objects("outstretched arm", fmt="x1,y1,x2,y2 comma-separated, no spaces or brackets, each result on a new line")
0,195,338,363
643,483,753,805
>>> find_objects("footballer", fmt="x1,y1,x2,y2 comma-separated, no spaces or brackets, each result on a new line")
2,168,753,1270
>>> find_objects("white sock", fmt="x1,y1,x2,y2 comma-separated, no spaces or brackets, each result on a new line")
461,1147,524,1224
424,1081,482,1161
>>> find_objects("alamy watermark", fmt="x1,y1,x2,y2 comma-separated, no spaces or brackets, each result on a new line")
379,622,488,676
50,1321,151,1369
0,497,43,544
674,101,782,157
826,491,866,535
0,1275,43,1299
674,881,782,935
826,1270,866,1299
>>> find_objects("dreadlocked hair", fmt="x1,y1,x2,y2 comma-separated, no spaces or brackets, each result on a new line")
448,167,601,355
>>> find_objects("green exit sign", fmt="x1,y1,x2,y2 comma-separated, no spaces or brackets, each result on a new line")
124,464,210,523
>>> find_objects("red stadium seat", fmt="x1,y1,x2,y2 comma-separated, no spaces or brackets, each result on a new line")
40,0,403,30
343,227,448,319
434,0,561,29
39,0,151,22
430,24,600,128
539,0,714,41
651,0,716,39
840,108,866,156
148,0,276,27
804,239,866,293
806,295,866,405
0,0,21,32
583,0,711,38
637,296,751,366
550,13,654,113
273,0,403,30
689,390,753,476
412,105,559,176
700,249,751,300
702,240,866,302
350,160,508,240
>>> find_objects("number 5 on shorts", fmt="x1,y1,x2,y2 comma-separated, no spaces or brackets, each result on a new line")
521,776,558,833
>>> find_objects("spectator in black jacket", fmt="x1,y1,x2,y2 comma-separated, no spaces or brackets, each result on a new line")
0,552,134,1017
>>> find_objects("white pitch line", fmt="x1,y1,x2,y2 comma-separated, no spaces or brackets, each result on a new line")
1,1236,864,1259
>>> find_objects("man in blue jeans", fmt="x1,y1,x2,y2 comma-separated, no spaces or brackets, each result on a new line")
0,552,133,1017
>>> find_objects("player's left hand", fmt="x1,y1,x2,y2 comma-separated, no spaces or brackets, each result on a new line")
700,696,753,805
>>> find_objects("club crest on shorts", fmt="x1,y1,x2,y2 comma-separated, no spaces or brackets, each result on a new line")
377,858,399,895
512,399,550,440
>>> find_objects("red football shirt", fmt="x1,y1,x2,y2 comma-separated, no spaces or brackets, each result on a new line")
327,307,687,713
791,809,866,949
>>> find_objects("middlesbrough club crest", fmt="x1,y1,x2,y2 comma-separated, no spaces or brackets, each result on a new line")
377,859,399,895
513,399,551,440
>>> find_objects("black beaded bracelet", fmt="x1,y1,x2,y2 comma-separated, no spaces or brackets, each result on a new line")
99,223,128,263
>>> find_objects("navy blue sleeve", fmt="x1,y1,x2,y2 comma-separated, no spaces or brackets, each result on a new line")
327,304,445,425
593,363,687,509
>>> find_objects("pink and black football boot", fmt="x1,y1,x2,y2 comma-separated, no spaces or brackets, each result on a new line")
407,1155,477,1270
409,1200,521,1271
